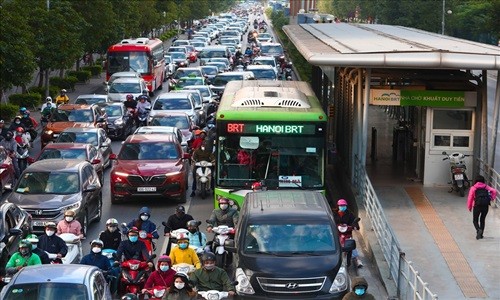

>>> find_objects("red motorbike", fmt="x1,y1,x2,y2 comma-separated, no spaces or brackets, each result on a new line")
142,286,167,300
119,257,155,298
337,217,360,267
139,229,156,256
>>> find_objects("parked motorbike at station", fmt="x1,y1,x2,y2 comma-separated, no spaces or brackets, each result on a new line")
207,224,235,268
194,160,213,199
46,233,81,264
442,151,470,197
337,217,360,267
118,254,156,298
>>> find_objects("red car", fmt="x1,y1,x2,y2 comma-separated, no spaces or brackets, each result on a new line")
110,134,190,204
185,45,198,63
0,146,16,194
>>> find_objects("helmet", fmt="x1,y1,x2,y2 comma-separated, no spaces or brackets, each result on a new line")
337,199,348,206
177,232,189,241
46,96,53,102
201,252,216,262
158,255,172,264
251,181,262,191
26,234,39,244
5,131,14,139
19,239,31,249
121,293,138,300
173,272,189,281
16,127,24,133
218,197,229,205
128,226,139,234
64,210,76,217
61,89,67,93
138,95,147,101
187,220,200,228
126,94,134,100
19,107,27,113
45,221,57,229
106,218,119,226
90,239,104,247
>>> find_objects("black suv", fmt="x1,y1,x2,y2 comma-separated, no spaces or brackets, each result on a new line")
7,160,102,235
226,190,352,299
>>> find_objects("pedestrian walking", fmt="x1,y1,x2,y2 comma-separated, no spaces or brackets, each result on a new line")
467,175,497,239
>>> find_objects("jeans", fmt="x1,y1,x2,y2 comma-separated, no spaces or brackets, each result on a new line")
472,205,489,232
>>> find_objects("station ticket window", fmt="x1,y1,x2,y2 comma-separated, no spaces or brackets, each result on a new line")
430,109,474,151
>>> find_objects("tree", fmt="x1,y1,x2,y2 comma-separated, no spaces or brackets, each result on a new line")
0,0,37,100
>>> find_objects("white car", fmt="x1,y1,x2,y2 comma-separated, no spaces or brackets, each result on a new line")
104,71,141,92
252,56,279,75
107,77,148,102
164,55,176,76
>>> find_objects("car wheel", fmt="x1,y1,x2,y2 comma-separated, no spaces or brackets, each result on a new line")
81,209,88,236
95,196,102,222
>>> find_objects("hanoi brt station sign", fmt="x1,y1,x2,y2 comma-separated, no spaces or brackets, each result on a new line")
370,89,471,107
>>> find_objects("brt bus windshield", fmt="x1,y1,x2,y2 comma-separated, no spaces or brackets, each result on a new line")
217,135,324,189
108,51,150,74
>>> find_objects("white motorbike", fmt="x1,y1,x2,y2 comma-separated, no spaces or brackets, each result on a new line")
171,263,196,276
46,233,82,264
211,226,235,268
198,290,230,300
195,161,213,199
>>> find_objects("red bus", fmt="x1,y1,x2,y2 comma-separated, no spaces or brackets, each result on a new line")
106,37,166,92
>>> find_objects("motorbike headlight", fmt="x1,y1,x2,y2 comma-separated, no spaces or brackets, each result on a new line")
129,263,140,270
153,289,166,298
44,130,53,135
329,267,349,293
114,119,124,126
235,268,255,294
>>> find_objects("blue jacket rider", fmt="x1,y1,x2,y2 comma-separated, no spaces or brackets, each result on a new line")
116,227,151,261
128,206,160,239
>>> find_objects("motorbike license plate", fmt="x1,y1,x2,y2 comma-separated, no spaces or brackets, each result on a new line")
137,187,156,192
454,174,464,180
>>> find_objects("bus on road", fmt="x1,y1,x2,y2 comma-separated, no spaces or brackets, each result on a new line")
214,80,328,208
106,37,166,93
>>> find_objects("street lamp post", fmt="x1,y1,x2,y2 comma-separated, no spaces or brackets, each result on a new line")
441,0,452,34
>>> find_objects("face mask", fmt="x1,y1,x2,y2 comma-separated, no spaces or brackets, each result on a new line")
108,226,117,232
140,215,149,221
188,228,197,234
160,265,169,272
31,244,37,250
15,121,20,124
174,282,185,289
204,263,215,271
220,204,228,210
20,249,29,256
46,230,55,236
339,206,347,212
65,217,73,222
354,287,366,296
179,243,188,249
92,247,102,254
129,236,138,243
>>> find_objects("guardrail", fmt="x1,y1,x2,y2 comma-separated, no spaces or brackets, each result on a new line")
353,156,438,300
477,157,500,207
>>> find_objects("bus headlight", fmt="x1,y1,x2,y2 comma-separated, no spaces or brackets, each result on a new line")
235,268,255,294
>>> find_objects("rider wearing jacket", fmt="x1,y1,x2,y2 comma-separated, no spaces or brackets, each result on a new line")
57,210,84,239
99,218,122,250
189,252,235,295
333,199,363,268
142,255,176,292
5,240,41,274
342,276,376,300
80,239,110,271
206,198,239,233
116,227,151,262
38,222,68,259
187,220,207,248
169,233,201,269
128,207,159,239
26,234,50,264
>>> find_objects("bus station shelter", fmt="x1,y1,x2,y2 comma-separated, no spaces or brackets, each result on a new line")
283,23,500,186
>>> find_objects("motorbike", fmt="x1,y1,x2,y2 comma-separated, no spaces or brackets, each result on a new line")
194,160,213,199
442,151,470,196
337,217,360,267
46,233,81,264
142,286,167,300
136,107,150,127
171,262,196,275
102,248,120,294
118,254,156,298
199,290,230,300
15,142,32,174
208,225,235,268
283,63,293,81
170,228,205,257
121,223,157,256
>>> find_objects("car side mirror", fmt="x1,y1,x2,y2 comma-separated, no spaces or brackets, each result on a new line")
225,239,236,253
342,239,356,252
109,153,117,160
9,228,23,237
84,185,98,192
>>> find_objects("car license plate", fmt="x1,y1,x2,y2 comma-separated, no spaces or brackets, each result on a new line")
454,174,464,180
137,187,156,192
33,220,47,227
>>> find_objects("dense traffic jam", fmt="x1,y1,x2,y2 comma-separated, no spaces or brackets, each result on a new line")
0,2,368,300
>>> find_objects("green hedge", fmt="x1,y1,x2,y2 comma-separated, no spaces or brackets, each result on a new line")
67,70,92,82
50,76,78,91
160,29,179,41
27,86,59,99
81,65,103,76
0,103,20,121
8,93,42,109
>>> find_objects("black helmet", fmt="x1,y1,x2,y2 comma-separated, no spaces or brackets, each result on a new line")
121,293,138,300
201,252,216,262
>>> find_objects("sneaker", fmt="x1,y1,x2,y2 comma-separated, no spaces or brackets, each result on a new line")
476,229,482,240
479,229,484,239
190,191,196,197
353,258,364,268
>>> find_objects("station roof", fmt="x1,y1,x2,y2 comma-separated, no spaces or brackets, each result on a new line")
283,23,500,70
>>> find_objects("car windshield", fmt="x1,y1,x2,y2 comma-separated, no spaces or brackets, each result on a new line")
118,142,179,160
3,282,88,300
75,97,105,105
170,52,186,59
243,223,336,254
261,44,284,55
56,132,99,147
109,82,141,93
173,69,202,80
153,98,192,110
108,51,150,74
169,47,186,53
51,109,94,122
199,50,226,59
201,67,218,75
39,148,87,160
104,105,123,117
213,75,243,86
176,78,203,88
187,87,210,97
254,59,276,68
150,116,189,129
191,42,205,47
15,171,80,194
210,58,229,66
248,69,276,80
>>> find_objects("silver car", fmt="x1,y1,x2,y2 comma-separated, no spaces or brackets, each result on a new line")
150,92,202,126
107,77,148,102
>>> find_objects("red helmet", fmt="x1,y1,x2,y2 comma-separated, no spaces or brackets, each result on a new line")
16,127,24,133
157,255,172,266
337,199,348,206
251,181,262,191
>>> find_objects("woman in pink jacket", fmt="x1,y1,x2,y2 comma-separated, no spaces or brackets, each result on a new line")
467,175,497,239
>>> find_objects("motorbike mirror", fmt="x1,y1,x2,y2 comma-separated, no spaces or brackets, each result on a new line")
149,254,157,261
224,239,236,253
342,239,356,252
8,228,23,237
353,217,361,224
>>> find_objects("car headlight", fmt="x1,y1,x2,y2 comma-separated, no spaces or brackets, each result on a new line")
62,202,81,213
165,171,182,176
44,130,53,135
114,119,124,126
235,268,255,294
329,266,349,293
114,171,129,177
